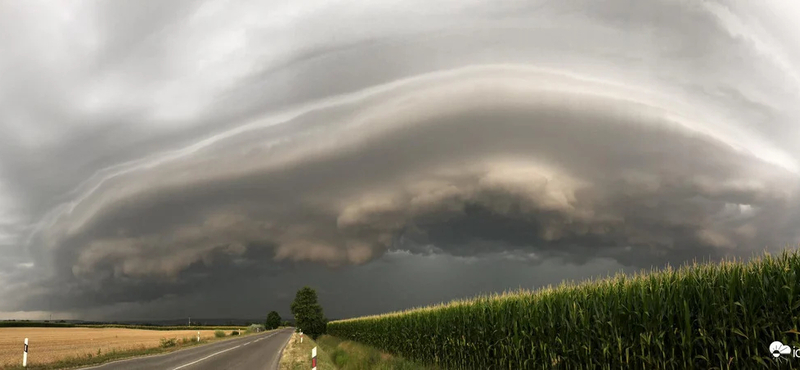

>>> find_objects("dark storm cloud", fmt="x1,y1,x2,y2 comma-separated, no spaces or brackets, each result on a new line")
1,0,799,318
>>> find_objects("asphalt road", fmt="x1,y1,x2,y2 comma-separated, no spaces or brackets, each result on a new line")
79,328,294,370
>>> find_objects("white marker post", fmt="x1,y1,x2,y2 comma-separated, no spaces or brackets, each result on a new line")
311,346,317,370
197,331,200,342
300,331,303,343
23,338,28,367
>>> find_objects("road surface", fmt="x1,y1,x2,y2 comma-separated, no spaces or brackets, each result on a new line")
79,328,294,370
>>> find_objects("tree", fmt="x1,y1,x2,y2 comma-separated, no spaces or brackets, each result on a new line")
290,286,327,339
266,311,282,330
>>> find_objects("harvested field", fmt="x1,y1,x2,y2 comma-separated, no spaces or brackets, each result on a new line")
0,327,222,368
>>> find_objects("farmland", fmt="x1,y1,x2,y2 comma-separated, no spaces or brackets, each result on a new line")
0,327,239,369
328,250,800,369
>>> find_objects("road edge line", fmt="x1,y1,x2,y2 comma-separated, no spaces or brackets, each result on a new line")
170,345,242,370
76,330,272,370
273,329,293,370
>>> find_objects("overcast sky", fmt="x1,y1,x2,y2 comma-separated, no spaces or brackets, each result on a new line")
1,0,800,321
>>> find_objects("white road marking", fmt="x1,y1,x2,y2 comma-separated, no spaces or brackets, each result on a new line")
166,331,282,370
272,332,292,370
78,330,283,370
170,345,241,370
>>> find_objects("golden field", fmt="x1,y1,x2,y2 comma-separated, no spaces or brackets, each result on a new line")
0,327,222,368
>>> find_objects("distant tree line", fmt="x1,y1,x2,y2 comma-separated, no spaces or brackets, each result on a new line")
0,321,75,328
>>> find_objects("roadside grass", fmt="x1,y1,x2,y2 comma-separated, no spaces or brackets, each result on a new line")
279,333,334,370
316,335,436,370
0,328,269,370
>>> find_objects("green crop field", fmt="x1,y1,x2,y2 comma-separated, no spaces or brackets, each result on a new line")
328,250,800,369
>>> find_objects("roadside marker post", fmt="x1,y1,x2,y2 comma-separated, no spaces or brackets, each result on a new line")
197,331,200,342
23,338,28,367
300,331,303,343
311,346,317,370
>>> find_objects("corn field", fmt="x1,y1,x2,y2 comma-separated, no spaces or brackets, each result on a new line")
327,250,800,369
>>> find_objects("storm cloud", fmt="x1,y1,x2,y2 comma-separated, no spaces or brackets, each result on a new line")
1,0,800,320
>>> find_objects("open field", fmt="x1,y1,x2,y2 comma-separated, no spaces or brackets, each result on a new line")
328,250,800,369
0,322,248,331
0,327,241,369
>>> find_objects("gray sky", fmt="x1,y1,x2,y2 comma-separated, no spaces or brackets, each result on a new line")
1,0,800,321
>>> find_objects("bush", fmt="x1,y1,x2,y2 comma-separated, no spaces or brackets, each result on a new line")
214,330,226,338
247,324,266,333
230,330,240,336
328,250,800,369
159,338,177,348
331,348,350,367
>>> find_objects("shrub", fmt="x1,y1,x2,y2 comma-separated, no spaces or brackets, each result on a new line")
159,338,177,348
331,348,350,366
230,330,240,336
214,330,226,338
328,250,800,369
247,324,266,333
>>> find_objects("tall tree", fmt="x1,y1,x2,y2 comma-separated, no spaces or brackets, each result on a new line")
266,311,282,330
290,286,327,338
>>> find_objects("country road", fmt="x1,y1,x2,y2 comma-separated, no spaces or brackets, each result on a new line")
79,328,294,370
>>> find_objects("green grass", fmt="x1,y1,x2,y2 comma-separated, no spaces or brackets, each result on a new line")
316,335,436,370
328,249,800,369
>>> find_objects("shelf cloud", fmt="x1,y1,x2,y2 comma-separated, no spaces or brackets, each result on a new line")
1,0,799,319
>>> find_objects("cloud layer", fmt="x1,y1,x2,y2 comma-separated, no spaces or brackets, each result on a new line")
1,0,799,319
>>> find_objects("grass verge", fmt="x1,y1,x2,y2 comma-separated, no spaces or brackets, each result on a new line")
279,333,335,370
0,329,267,370
316,335,436,370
